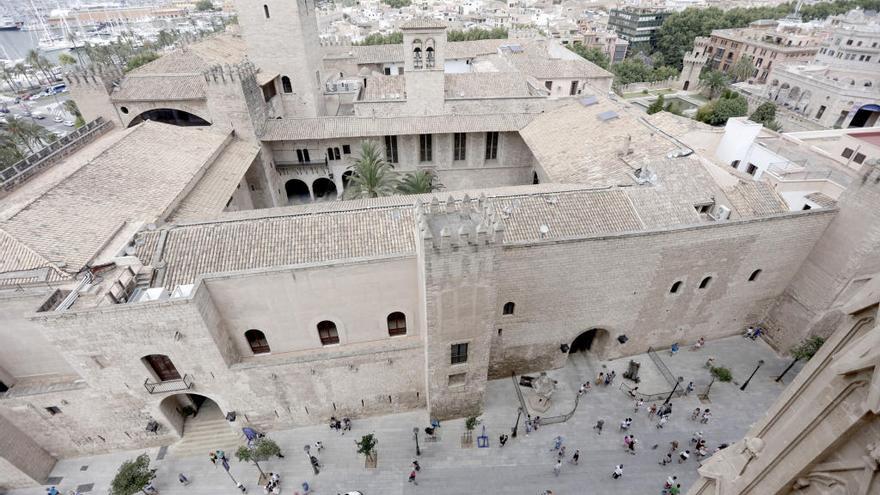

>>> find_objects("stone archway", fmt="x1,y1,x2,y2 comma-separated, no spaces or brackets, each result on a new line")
127,108,211,128
312,177,338,201
569,328,610,359
285,179,311,204
158,393,242,457
157,393,224,437
849,104,880,128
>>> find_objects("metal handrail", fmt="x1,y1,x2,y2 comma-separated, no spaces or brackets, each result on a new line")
536,393,581,426
144,374,194,394
647,346,677,388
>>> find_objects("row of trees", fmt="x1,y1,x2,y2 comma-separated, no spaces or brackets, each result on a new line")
355,27,508,46
344,141,441,198
0,100,83,171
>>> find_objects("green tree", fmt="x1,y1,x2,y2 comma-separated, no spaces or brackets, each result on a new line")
647,94,666,114
124,52,160,73
381,0,411,7
398,169,442,194
6,118,52,154
612,59,653,86
355,433,378,463
446,27,508,41
791,336,825,361
57,53,77,66
710,366,733,382
749,102,777,126
0,65,19,91
732,55,756,83
109,454,155,495
696,89,748,126
64,100,86,127
700,69,728,98
195,0,215,11
14,63,36,89
355,32,403,45
235,438,281,477
664,100,683,116
26,50,55,84
651,65,679,81
0,132,24,169
567,44,609,70
344,141,398,199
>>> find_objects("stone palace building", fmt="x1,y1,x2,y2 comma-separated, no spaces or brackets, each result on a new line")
1,0,879,491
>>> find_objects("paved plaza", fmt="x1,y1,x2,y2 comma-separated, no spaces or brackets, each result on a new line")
9,336,802,495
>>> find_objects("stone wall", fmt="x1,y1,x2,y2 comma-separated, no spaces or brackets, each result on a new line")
0,414,56,489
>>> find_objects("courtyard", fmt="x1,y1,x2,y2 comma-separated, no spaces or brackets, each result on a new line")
9,336,800,495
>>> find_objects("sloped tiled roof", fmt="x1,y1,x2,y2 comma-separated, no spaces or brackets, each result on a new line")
445,72,537,98
400,18,448,30
113,74,206,101
128,33,246,75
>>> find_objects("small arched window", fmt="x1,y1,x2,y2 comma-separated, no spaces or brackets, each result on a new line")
245,329,270,354
263,4,270,18
748,269,762,282
699,276,713,289
281,76,292,93
503,302,515,315
387,312,407,336
670,281,683,294
317,320,339,345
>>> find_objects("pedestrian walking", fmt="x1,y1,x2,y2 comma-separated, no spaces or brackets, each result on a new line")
551,435,563,451
691,408,701,421
648,403,658,417
685,381,695,396
628,437,637,455
525,419,532,435
209,451,217,466
700,409,712,424
235,482,246,493
664,475,678,492
571,449,580,465
499,433,508,446
47,487,59,495
553,459,563,477
678,450,690,463
659,452,672,465
412,459,421,472
604,373,611,386
623,434,631,450
178,474,190,486
594,419,604,434
691,431,703,445
669,484,681,495
634,399,644,413
596,372,604,386
343,417,352,431
656,415,668,429
619,417,632,430
609,370,617,384
408,469,418,485
557,445,567,460
300,482,310,495
533,416,541,431
314,441,323,452
217,450,227,462
669,440,679,454
612,464,624,479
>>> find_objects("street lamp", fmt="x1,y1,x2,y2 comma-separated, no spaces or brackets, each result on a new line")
740,360,765,391
664,376,684,404
511,406,523,438
413,426,421,456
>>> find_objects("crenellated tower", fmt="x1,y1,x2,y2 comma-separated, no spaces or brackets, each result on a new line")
678,36,709,91
415,194,505,419
64,65,124,125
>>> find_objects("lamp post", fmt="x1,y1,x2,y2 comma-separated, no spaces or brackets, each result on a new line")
664,376,684,404
740,360,765,391
511,406,522,438
413,427,421,456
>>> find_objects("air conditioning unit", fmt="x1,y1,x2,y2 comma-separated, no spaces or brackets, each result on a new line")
712,205,731,221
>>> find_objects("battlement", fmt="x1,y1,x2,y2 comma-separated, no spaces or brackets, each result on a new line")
202,59,258,84
319,36,352,47
415,194,505,250
64,65,123,90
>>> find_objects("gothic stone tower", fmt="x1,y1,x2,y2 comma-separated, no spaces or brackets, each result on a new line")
678,36,709,91
402,19,447,115
416,195,505,420
64,66,124,125
233,0,325,117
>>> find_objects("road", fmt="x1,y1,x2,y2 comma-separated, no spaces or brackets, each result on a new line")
2,92,76,137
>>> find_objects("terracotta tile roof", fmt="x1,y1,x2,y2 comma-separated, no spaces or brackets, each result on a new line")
113,75,206,101
726,181,790,218
0,228,70,286
400,18,448,30
360,75,406,100
805,192,837,208
445,72,537,98
128,33,246,75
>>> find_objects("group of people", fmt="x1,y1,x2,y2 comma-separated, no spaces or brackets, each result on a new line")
691,408,712,424
596,370,617,387
263,472,281,495
550,436,582,476
328,416,351,432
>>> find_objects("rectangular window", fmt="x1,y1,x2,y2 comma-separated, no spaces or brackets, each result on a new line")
842,147,854,159
384,135,398,163
816,105,826,119
569,80,579,95
485,132,499,160
854,152,866,164
453,133,467,161
544,80,553,91
419,134,433,162
334,147,341,160
261,82,277,102
327,147,335,161
448,373,466,387
450,343,468,364
746,163,758,175
342,144,351,154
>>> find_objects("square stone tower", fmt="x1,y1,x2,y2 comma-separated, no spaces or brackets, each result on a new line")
415,195,505,419
401,18,447,115
233,0,325,117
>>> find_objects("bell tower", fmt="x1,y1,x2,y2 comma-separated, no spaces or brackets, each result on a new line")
402,18,447,115
233,0,325,117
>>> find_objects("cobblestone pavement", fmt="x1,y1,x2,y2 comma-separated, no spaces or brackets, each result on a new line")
10,336,802,495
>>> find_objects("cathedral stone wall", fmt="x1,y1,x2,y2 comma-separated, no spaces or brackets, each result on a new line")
0,414,56,489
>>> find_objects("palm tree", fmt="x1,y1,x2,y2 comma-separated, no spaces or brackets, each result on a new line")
398,169,442,194
344,141,398,199
14,63,36,89
0,132,24,168
6,119,51,154
67,31,84,65
57,53,77,67
0,65,19,92
26,50,53,84
700,70,728,99
731,55,756,83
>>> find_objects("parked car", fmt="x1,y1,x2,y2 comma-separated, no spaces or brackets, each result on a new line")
31,111,45,119
63,120,74,127
53,115,63,123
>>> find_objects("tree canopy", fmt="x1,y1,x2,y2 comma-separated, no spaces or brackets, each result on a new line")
699,69,729,98
109,454,155,495
355,32,403,45
124,51,160,72
398,169,442,194
611,59,679,86
381,0,411,7
791,336,825,360
647,95,666,115
696,89,749,126
194,0,214,11
447,27,507,42
567,44,609,70
344,141,398,199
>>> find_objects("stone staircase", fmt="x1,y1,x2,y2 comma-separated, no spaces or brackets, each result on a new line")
170,403,245,459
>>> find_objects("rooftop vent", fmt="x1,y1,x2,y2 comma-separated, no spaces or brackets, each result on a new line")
539,224,550,237
579,95,598,106
597,110,619,122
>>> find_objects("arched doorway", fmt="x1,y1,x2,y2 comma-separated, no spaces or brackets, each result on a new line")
128,108,211,127
285,179,311,204
849,104,880,128
312,177,338,201
569,328,610,357
341,170,353,191
158,393,242,456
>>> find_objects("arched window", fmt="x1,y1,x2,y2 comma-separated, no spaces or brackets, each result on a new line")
670,281,683,294
503,302,515,315
387,312,407,336
699,276,712,289
425,39,435,68
317,320,340,345
748,269,762,282
412,39,423,69
245,329,270,354
263,4,270,18
281,76,292,93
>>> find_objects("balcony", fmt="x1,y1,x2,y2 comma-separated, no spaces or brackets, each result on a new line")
144,374,194,394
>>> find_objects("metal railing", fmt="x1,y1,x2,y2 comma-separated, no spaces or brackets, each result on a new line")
618,381,678,402
647,346,677,388
144,374,194,394
511,373,529,413
536,393,581,426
